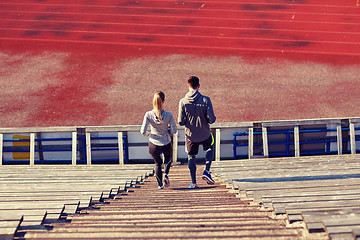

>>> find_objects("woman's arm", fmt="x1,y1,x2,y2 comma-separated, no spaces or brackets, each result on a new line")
168,112,178,135
140,112,150,136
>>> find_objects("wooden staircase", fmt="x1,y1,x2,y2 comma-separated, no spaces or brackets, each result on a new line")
17,165,316,240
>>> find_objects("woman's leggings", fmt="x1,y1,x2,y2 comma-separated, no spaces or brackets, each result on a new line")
149,142,172,187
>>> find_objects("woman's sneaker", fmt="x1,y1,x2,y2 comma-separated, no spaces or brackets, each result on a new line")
164,175,170,187
202,170,215,185
158,185,164,189
188,184,199,189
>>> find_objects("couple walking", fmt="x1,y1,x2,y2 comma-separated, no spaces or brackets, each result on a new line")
140,76,216,189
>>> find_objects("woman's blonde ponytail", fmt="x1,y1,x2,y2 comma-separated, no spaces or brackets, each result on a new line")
153,91,165,123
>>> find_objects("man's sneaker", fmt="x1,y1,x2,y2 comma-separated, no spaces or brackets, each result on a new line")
158,185,164,189
164,175,170,187
188,184,199,189
202,170,215,185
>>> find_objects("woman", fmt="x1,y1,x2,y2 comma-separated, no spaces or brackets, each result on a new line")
140,91,177,189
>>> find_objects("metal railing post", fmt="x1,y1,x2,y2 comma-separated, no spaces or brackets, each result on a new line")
248,127,254,159
118,132,124,165
72,131,77,165
86,132,92,165
172,132,178,164
337,123,343,155
30,133,35,165
294,125,300,157
215,128,221,161
0,134,3,165
262,126,269,158
350,122,356,154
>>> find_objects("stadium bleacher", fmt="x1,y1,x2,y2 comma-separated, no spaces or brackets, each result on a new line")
0,165,154,239
213,155,360,240
1,0,360,239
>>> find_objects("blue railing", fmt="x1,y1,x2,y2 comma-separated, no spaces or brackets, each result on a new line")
233,131,262,159
90,136,128,164
2,135,128,164
233,127,352,159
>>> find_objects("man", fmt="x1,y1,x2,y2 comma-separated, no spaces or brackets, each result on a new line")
178,76,216,188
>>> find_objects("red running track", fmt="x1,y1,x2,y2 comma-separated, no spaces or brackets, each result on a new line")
2,0,360,57
1,0,360,127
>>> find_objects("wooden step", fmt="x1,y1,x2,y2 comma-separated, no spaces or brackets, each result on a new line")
18,165,309,239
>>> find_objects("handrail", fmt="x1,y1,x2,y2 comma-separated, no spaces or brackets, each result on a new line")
0,117,357,134
0,126,77,133
1,117,360,165
261,118,342,127
233,123,353,159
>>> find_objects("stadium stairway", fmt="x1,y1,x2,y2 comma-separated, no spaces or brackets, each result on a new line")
14,165,324,240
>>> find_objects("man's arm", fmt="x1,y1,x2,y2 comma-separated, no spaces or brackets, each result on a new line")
207,97,216,124
178,100,187,126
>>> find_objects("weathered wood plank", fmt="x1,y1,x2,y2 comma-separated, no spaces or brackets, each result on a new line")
0,191,101,196
0,210,47,219
287,214,303,223
275,200,360,211
0,192,102,201
0,202,71,211
0,227,17,239
250,186,360,197
0,220,21,228
328,232,355,240
263,194,360,204
306,222,326,233
21,215,46,223
288,207,360,216
23,229,302,239
324,216,360,227
352,229,360,238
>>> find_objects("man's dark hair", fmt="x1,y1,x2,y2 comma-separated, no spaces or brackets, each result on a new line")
188,76,199,89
